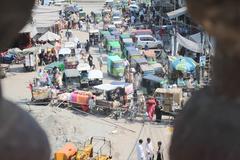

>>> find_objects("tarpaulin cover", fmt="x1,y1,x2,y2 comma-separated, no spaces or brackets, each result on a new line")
177,33,203,53
167,7,187,19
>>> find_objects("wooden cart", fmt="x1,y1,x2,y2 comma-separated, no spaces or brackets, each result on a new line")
154,88,183,117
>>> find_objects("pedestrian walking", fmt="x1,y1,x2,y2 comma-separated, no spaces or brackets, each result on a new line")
87,54,95,69
131,15,135,25
156,141,164,160
65,29,71,41
85,40,90,53
88,96,96,112
77,41,81,49
78,20,82,30
67,20,71,29
146,138,154,160
144,43,149,50
136,139,146,160
139,9,144,22
146,97,156,121
155,102,162,123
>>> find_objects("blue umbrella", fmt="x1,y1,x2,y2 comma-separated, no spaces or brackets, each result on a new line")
171,56,197,73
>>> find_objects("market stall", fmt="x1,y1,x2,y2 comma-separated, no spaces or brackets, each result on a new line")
154,87,183,117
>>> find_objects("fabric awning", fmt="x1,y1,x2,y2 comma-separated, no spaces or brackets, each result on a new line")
20,23,38,38
94,84,118,91
177,33,203,53
38,31,60,41
167,7,187,19
32,5,62,28
190,32,201,43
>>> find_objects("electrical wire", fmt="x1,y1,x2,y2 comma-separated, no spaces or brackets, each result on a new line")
127,122,145,160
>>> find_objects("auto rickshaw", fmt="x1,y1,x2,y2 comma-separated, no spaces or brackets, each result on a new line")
77,63,91,88
110,30,121,39
123,46,140,60
63,69,81,90
88,70,103,86
121,38,134,50
125,47,143,62
107,41,122,57
120,33,131,42
142,74,167,95
129,54,146,67
100,30,111,41
89,29,100,46
107,24,117,32
136,63,155,76
107,55,125,78
103,35,116,49
130,56,148,68
143,49,157,65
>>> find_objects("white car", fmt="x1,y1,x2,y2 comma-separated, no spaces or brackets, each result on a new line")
129,4,139,13
136,35,163,49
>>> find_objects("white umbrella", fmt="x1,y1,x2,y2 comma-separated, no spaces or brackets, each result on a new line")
59,48,71,55
38,31,61,41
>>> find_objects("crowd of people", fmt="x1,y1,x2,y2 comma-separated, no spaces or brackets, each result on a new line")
137,138,164,160
38,48,58,66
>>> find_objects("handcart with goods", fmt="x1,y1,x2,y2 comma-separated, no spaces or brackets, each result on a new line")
68,90,94,112
30,86,57,105
154,87,183,118
92,83,134,118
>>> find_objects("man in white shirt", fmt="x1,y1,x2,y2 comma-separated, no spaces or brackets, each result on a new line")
146,138,154,160
137,139,146,160
88,96,96,112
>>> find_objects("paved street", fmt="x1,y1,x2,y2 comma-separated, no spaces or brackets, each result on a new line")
1,1,173,160
2,29,173,159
